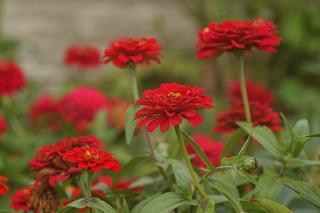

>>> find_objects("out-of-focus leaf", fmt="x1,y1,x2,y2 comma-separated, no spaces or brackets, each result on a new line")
237,122,283,159
280,178,320,208
87,198,117,213
169,159,193,189
125,104,137,144
256,198,293,213
57,198,87,213
181,131,215,171
306,132,320,138
222,129,246,157
131,192,194,213
196,199,215,213
293,119,310,137
92,110,117,142
253,173,282,200
286,158,320,168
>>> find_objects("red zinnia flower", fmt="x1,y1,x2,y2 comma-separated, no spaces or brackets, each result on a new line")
213,101,281,134
0,175,9,195
103,38,162,68
63,147,120,173
29,94,59,131
30,136,104,186
0,60,26,96
11,186,32,211
135,83,213,133
0,116,7,141
228,80,275,106
64,45,101,70
186,134,224,168
196,18,281,59
57,87,110,132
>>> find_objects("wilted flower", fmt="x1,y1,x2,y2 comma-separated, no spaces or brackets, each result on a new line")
57,87,110,132
186,134,224,168
63,147,121,172
228,80,275,106
196,18,281,59
135,83,213,133
107,97,130,131
64,45,101,70
0,60,26,96
103,38,162,68
213,101,281,133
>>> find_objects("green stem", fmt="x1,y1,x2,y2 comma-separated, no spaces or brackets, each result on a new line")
236,53,252,124
128,66,168,182
174,125,208,199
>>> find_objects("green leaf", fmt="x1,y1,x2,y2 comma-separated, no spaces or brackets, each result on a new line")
57,198,87,213
87,198,117,213
125,104,137,144
236,170,260,187
286,158,320,168
280,178,320,208
196,199,216,213
237,122,283,159
293,119,310,137
169,159,193,189
92,110,117,142
181,131,215,171
256,198,293,213
210,178,244,212
222,129,246,157
306,132,320,138
131,192,194,213
253,173,282,200
113,155,149,186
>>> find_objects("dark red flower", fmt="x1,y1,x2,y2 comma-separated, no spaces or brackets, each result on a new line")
57,87,110,132
213,101,281,134
103,38,162,68
64,45,101,70
228,80,275,106
186,134,224,168
29,94,59,131
92,176,142,196
30,136,104,186
107,97,130,131
0,175,9,195
63,147,121,172
197,18,281,59
0,116,7,141
135,83,213,133
11,186,32,211
0,60,26,96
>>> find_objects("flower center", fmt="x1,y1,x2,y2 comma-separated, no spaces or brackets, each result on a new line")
167,92,182,98
84,150,100,160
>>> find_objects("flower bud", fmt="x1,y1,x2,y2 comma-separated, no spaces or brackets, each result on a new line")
243,156,257,170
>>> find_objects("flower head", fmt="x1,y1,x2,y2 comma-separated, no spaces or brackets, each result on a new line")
0,60,26,96
228,80,275,106
0,175,9,195
64,45,101,70
135,83,213,133
103,38,162,68
186,134,224,168
0,116,7,141
11,186,32,211
57,87,110,132
30,136,104,186
29,94,59,130
197,18,281,59
213,101,281,134
63,147,121,172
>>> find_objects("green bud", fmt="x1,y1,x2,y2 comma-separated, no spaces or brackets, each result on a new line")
243,156,257,170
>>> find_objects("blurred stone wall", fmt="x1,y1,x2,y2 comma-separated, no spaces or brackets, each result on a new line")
4,0,196,90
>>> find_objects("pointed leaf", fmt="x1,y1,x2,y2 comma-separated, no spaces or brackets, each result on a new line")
125,104,138,144
286,158,320,168
256,198,293,213
87,197,117,213
293,119,310,137
57,198,87,213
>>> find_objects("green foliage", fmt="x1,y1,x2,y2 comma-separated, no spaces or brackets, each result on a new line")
125,104,138,145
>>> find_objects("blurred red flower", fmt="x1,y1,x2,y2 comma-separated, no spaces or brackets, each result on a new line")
135,83,213,133
0,116,7,141
197,18,281,59
0,60,26,96
186,134,224,168
107,97,130,131
103,38,162,68
57,87,110,132
29,94,59,131
63,147,121,172
30,136,104,186
0,175,9,195
213,101,281,133
64,45,101,70
228,80,275,106
11,186,32,211
92,176,142,196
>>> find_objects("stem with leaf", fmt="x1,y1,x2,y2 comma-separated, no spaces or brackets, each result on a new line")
174,125,208,199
